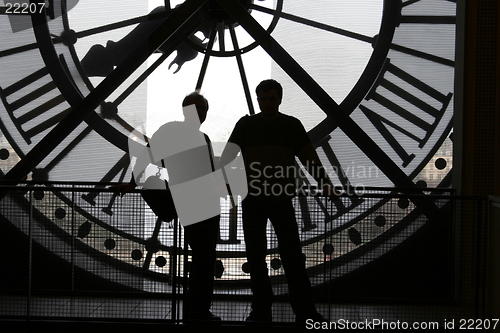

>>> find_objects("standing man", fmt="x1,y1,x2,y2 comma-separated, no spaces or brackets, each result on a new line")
114,92,221,321
222,79,337,323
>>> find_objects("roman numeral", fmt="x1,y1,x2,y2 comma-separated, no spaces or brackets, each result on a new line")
316,136,364,220
81,153,130,216
0,66,71,144
296,193,318,232
295,134,366,229
0,42,40,59
387,0,456,67
402,0,456,8
400,0,456,24
359,59,452,167
296,167,332,230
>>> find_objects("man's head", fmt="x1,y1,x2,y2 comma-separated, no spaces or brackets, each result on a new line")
256,79,282,120
182,92,209,124
256,79,283,99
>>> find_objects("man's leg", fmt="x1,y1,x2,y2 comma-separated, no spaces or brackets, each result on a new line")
183,215,220,319
242,198,273,317
268,199,318,319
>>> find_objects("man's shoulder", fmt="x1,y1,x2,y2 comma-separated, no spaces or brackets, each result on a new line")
238,114,256,122
234,113,303,129
239,113,300,122
277,113,306,130
234,114,258,128
155,121,182,132
279,113,301,122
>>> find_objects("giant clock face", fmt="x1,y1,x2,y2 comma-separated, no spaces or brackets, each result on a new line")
0,0,456,295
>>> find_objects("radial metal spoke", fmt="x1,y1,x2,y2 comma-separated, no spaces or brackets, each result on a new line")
217,22,226,52
229,25,255,115
75,11,167,39
250,3,374,44
113,53,169,107
196,22,218,91
251,3,454,67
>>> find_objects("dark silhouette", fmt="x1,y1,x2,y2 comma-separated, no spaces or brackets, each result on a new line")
114,92,221,321
81,4,211,77
221,79,338,324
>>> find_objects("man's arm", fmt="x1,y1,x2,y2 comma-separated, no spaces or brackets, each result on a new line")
112,141,156,196
219,116,247,173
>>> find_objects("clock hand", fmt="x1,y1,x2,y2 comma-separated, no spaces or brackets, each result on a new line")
45,4,206,153
1,0,208,185
216,0,444,220
95,31,209,125
168,34,205,74
0,10,193,72
80,6,211,77
0,11,170,59
80,7,174,77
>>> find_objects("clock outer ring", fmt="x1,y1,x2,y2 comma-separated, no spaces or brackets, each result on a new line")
27,0,397,260
21,0,455,291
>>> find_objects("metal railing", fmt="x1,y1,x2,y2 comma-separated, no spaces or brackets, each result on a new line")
0,182,488,325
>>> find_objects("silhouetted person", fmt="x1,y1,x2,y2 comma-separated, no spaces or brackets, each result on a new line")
115,92,221,321
221,79,338,324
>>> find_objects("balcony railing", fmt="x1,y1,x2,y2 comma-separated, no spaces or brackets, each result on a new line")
0,182,488,326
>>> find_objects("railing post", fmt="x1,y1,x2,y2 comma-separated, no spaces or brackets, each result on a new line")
183,226,189,322
71,184,76,293
27,188,33,323
171,217,178,322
